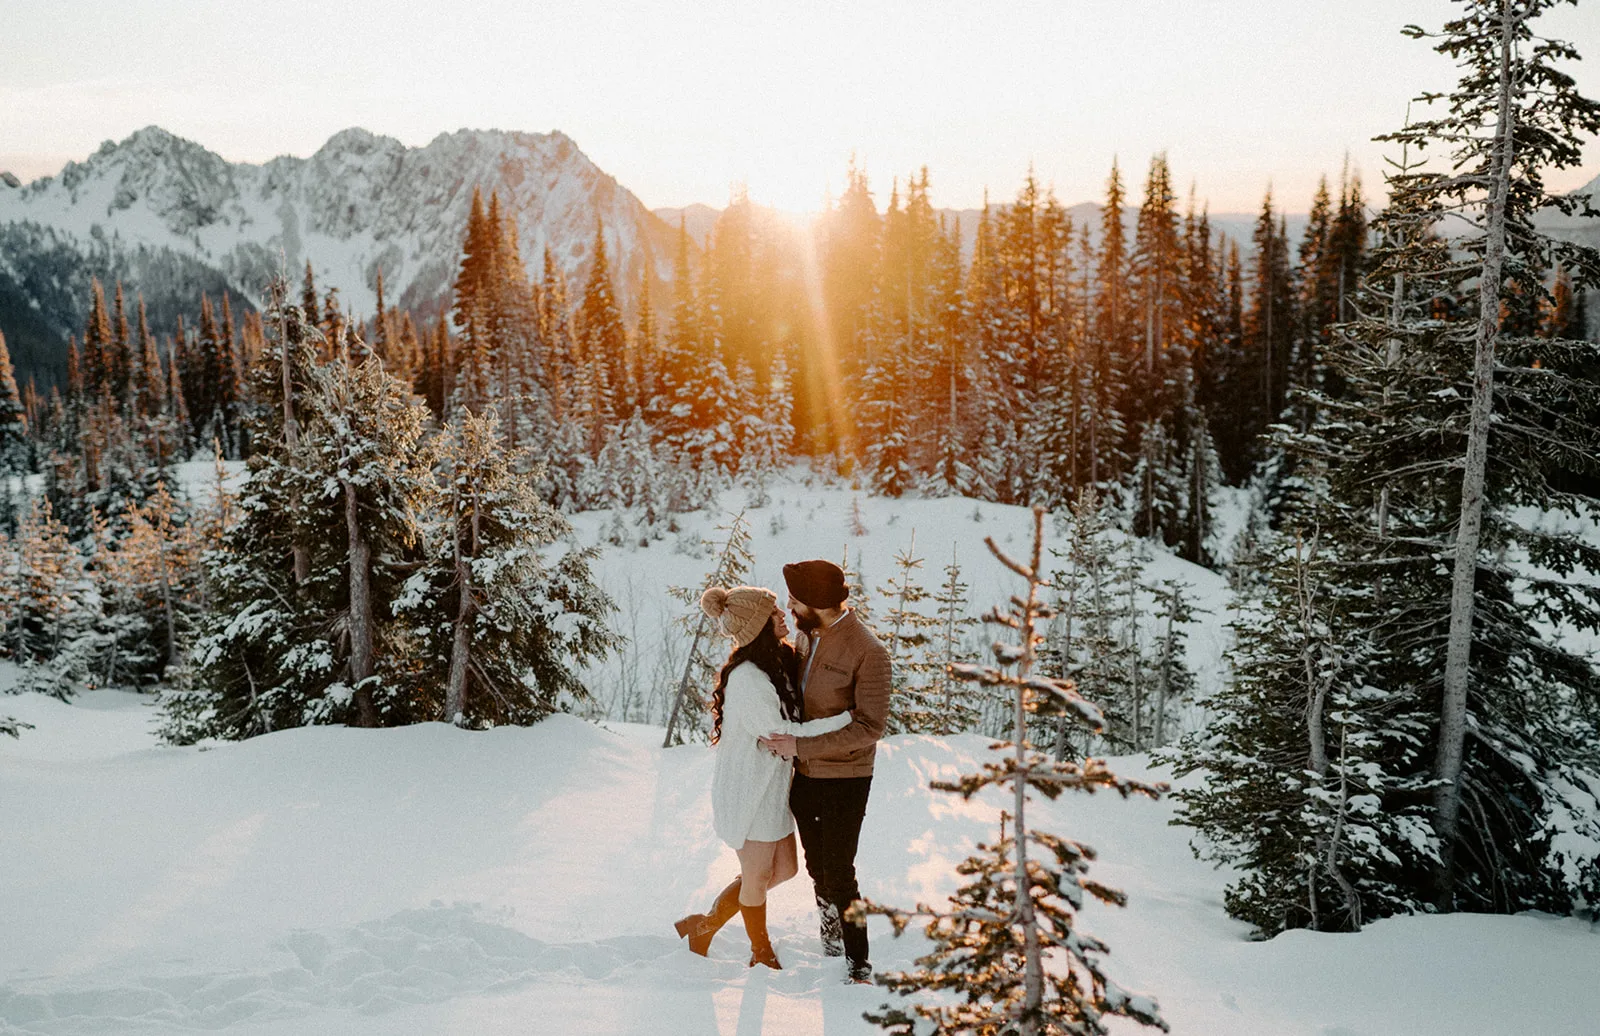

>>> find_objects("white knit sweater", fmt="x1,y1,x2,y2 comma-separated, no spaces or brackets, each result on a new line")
712,661,852,849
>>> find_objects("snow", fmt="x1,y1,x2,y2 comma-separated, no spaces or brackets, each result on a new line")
4,475,1597,1034
5,687,1599,1034
563,470,1235,732
0,125,679,325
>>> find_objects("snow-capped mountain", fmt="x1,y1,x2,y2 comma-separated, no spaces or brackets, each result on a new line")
0,126,681,385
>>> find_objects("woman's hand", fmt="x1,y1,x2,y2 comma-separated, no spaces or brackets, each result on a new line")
759,733,797,759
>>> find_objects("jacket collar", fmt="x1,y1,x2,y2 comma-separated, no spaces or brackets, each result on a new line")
813,609,858,638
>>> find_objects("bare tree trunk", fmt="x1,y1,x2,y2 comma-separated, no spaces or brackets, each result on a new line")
1294,531,1350,928
444,482,475,725
242,652,271,735
445,586,474,723
1436,0,1518,908
279,286,310,585
1053,557,1080,761
1127,542,1143,752
663,618,711,747
1155,584,1175,748
155,530,178,668
1012,509,1045,1035
343,479,378,727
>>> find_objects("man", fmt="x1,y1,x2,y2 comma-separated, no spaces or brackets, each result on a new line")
759,558,891,983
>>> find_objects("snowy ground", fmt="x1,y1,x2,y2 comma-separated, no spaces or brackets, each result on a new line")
556,470,1238,733
4,685,1598,1036
5,471,1596,1034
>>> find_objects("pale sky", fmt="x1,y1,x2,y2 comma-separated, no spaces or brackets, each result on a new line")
2,0,1598,214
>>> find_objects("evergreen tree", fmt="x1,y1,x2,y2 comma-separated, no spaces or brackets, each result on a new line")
1167,515,1436,935
1243,189,1296,460
0,329,29,478
857,509,1167,1036
451,187,496,415
575,219,629,423
301,261,321,330
1363,0,1600,911
929,544,980,726
876,531,952,734
401,408,617,726
95,481,198,681
0,499,101,697
1044,487,1150,755
302,346,435,726
663,511,754,746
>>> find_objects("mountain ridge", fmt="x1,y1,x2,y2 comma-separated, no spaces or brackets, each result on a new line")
0,125,681,388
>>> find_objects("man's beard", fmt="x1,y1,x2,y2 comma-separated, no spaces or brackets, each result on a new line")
793,607,822,633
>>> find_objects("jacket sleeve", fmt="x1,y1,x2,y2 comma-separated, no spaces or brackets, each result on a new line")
725,667,852,740
795,633,892,760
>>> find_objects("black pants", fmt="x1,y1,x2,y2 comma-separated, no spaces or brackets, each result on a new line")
790,772,873,966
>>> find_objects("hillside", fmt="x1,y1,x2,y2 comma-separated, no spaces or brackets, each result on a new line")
3,480,1597,1035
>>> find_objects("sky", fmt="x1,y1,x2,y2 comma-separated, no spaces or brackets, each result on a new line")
2,0,1599,215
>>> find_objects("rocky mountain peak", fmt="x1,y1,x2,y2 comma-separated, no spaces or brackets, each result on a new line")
0,125,684,387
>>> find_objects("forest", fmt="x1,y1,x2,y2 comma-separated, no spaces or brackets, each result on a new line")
3,2,1600,1032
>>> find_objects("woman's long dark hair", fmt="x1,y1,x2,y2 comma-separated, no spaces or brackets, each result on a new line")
709,621,803,744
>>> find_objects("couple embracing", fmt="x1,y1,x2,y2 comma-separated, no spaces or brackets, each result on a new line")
673,559,890,984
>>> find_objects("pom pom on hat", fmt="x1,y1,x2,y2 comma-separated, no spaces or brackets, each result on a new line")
700,586,729,620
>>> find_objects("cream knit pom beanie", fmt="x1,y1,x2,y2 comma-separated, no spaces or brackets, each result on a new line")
700,585,777,648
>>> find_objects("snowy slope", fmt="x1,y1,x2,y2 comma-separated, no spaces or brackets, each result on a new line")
6,478,1599,1034
0,126,682,358
560,473,1235,734
4,683,1597,1035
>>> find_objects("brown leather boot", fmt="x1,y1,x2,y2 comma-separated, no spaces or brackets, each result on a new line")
674,877,742,956
741,901,782,970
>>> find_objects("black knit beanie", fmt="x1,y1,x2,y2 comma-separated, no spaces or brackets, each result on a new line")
783,559,848,609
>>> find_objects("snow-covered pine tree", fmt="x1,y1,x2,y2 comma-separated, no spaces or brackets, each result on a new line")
1128,421,1184,550
1166,506,1438,936
839,544,873,630
930,543,980,731
91,481,199,685
663,510,755,746
0,329,29,481
1148,577,1196,749
399,407,616,727
859,331,916,498
164,295,334,741
1042,487,1158,754
0,499,101,698
855,508,1167,1036
299,341,436,727
1375,0,1600,912
876,531,954,734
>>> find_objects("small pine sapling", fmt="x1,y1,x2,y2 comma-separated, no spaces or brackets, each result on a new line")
1149,578,1198,748
878,531,955,734
850,496,868,536
663,510,754,746
854,508,1168,1036
840,546,874,630
930,544,980,732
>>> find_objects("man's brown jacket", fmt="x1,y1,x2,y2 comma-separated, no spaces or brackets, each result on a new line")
794,610,892,778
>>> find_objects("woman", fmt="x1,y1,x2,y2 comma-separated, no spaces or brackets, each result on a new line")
673,585,852,969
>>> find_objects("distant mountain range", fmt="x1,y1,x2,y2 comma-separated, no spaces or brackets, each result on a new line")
0,126,683,389
3,128,1597,392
